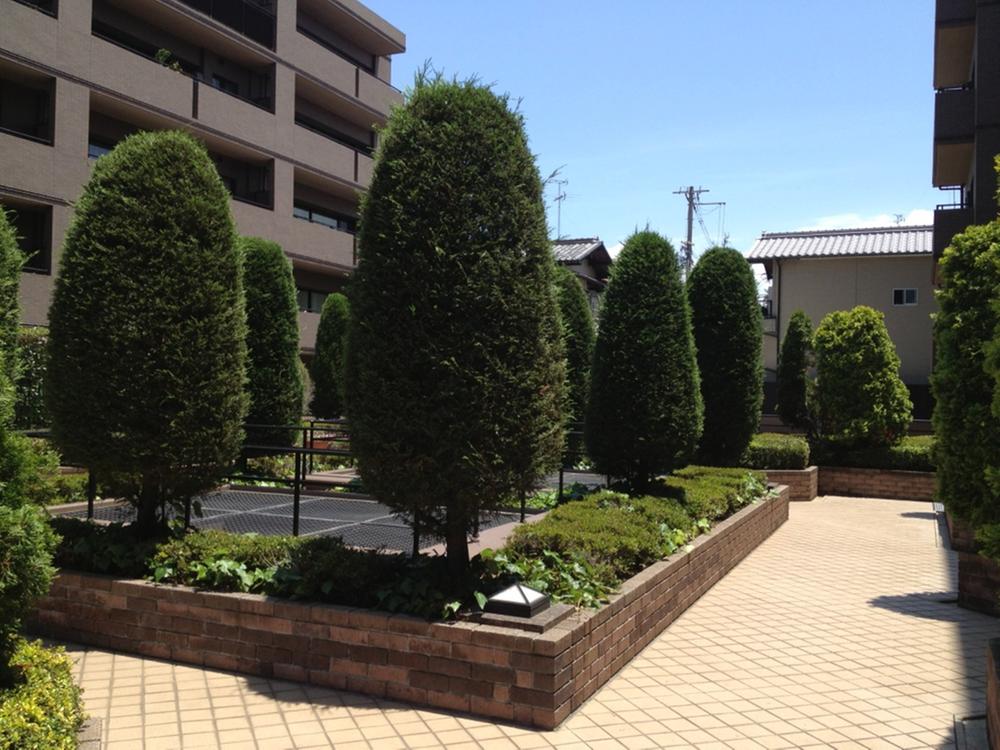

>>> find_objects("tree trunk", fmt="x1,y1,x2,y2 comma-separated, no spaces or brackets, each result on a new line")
135,475,159,538
445,506,470,577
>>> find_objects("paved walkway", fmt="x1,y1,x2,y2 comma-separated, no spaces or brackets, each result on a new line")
67,497,999,749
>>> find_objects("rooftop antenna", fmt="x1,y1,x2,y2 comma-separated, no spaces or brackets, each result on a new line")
893,213,905,225
553,179,568,239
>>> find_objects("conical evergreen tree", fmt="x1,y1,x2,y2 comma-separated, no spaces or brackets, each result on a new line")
585,230,702,490
47,130,248,536
310,292,349,419
346,74,566,573
554,265,595,431
776,310,814,431
687,246,762,464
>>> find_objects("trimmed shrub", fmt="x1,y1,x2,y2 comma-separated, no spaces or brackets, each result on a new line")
585,230,703,490
554,265,595,428
687,246,763,464
0,504,58,687
46,130,248,536
813,306,911,446
49,518,161,578
310,292,349,419
345,73,566,573
240,237,303,446
810,434,935,472
656,466,768,520
13,327,47,430
0,639,85,750
743,433,810,470
777,310,813,430
932,221,1000,526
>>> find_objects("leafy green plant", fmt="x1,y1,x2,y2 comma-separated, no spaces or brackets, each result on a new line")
478,548,612,609
933,219,1000,526
346,72,566,574
0,639,85,750
50,518,159,578
742,433,810,470
0,505,58,687
585,230,703,491
687,246,763,465
46,130,248,537
813,306,911,447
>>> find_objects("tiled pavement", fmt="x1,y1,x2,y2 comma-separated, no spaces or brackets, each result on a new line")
66,496,1000,749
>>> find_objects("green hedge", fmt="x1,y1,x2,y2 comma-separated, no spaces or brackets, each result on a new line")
656,466,769,521
743,433,810,470
0,639,85,750
811,435,935,472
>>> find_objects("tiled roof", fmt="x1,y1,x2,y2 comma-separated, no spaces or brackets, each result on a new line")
747,225,933,260
553,238,604,262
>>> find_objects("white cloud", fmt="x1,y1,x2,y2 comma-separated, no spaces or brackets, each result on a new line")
799,208,933,231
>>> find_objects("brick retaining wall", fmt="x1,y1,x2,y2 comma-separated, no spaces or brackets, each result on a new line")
959,552,1000,618
817,466,935,501
765,466,817,502
30,488,789,729
989,640,1000,749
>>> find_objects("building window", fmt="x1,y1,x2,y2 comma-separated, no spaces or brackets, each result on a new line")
892,288,918,306
297,288,328,314
87,139,115,160
294,113,374,156
6,203,52,274
0,76,54,144
178,0,276,50
293,202,356,234
211,74,239,96
212,154,272,208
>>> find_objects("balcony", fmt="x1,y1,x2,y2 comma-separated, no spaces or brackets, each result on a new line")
177,0,275,50
293,124,355,182
933,203,973,261
287,215,356,270
935,87,974,142
88,34,194,117
196,81,276,150
358,70,403,115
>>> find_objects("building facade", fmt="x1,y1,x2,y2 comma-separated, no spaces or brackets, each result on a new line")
0,0,404,353
552,238,612,315
932,0,1000,266
749,226,936,420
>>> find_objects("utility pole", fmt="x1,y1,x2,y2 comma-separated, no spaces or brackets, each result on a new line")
673,186,708,276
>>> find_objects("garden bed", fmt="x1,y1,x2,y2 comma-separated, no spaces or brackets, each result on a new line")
30,486,789,729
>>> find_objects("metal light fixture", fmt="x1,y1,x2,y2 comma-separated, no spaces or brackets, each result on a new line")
484,584,550,618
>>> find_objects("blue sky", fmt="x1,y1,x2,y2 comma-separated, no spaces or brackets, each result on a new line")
365,1,938,259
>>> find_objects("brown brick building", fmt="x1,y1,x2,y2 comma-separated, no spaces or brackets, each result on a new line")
0,0,405,353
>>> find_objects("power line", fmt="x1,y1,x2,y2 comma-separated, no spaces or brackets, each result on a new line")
673,186,726,276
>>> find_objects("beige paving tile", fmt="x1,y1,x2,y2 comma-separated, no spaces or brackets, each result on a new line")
65,497,995,750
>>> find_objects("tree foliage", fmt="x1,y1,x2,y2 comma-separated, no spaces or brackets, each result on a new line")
554,265,595,429
310,292,349,419
934,221,1000,526
686,246,763,464
240,236,303,445
46,130,248,535
777,310,813,430
813,306,911,447
0,208,21,423
346,74,566,572
585,230,703,490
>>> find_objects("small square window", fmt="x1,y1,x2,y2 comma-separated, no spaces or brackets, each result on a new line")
5,203,52,274
892,288,917,306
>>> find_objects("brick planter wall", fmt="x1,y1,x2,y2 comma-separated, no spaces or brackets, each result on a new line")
947,513,979,553
959,552,1000,617
30,487,789,729
818,466,935,501
765,466,817,502
989,640,1000,750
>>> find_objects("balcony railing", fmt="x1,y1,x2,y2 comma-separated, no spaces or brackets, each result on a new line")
178,0,276,49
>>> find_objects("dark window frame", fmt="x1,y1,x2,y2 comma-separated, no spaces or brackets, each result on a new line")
296,287,328,314
293,201,357,234
0,76,55,146
11,0,58,17
294,112,373,156
295,24,376,74
892,287,918,307
6,203,53,275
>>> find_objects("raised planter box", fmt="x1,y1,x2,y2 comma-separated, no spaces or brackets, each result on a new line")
765,466,817,502
30,486,789,729
764,466,934,503
989,639,1000,749
818,466,935,501
959,551,1000,617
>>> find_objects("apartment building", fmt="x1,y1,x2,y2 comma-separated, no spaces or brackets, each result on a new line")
932,0,1000,267
0,0,405,353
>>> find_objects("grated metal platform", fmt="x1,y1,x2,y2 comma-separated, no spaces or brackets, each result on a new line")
57,490,520,552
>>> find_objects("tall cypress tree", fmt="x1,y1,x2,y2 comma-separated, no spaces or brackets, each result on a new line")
310,292,350,419
554,265,595,431
346,74,566,573
586,230,702,490
0,208,20,409
241,236,303,445
686,246,763,464
776,310,814,431
47,131,248,536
